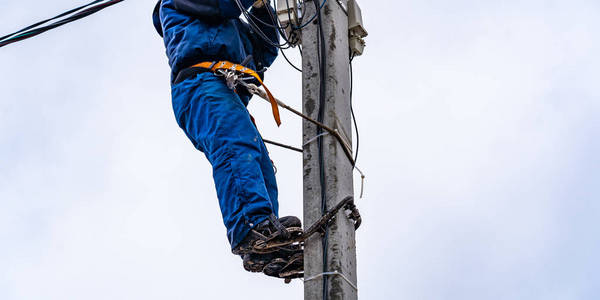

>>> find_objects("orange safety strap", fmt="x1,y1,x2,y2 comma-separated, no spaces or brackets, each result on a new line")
190,61,282,126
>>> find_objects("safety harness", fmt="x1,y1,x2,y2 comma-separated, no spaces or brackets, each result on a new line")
174,61,282,126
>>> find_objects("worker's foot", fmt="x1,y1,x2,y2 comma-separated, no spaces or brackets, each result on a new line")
233,215,302,255
263,252,304,283
243,252,279,273
242,245,302,273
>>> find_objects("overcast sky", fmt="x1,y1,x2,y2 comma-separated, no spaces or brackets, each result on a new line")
1,0,599,299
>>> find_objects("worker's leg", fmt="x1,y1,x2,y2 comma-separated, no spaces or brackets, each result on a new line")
239,95,279,215
171,73,275,249
258,136,279,215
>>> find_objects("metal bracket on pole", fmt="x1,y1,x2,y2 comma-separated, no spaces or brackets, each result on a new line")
348,0,368,57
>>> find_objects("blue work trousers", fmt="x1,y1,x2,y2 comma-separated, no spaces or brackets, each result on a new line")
171,72,279,249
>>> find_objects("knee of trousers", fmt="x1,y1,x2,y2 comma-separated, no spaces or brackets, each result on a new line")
210,144,275,216
210,144,275,247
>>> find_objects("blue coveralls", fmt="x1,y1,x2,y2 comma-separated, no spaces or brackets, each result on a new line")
152,0,280,249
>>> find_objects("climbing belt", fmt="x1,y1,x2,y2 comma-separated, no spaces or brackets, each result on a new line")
236,78,367,198
251,196,361,254
240,80,356,164
182,60,362,173
241,197,359,283
184,61,282,126
183,64,368,199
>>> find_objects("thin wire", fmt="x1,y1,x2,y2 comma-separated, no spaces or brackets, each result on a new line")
245,0,325,73
241,79,367,198
240,80,355,163
247,2,288,29
294,0,327,30
312,0,330,298
304,132,330,147
304,271,358,291
0,0,104,41
281,48,302,72
236,0,290,48
232,1,303,71
299,0,308,19
0,0,124,48
233,0,292,49
334,0,348,15
264,1,304,72
252,0,302,52
263,139,303,153
349,55,359,166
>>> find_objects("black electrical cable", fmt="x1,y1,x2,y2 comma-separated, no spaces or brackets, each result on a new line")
263,0,303,72
248,1,288,30
244,0,331,73
1,3,119,47
0,0,104,42
253,2,302,72
281,48,302,72
240,10,291,49
313,0,329,299
294,0,327,30
0,0,124,48
269,1,304,72
267,0,295,45
263,0,325,35
233,0,293,49
299,0,308,20
247,0,303,62
349,56,359,165
236,1,302,73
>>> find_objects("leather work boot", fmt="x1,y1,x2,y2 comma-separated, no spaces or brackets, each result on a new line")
242,245,301,273
232,215,302,255
262,252,304,282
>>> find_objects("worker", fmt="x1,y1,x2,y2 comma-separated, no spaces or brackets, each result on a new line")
152,0,303,279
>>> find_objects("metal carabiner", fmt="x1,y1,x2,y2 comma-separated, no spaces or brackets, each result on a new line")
224,71,239,89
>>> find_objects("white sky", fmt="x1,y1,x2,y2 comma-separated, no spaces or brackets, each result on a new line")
1,0,599,299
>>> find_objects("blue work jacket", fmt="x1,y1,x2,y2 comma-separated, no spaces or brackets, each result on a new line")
152,0,280,82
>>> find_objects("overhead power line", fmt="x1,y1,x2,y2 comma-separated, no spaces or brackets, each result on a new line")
0,0,124,48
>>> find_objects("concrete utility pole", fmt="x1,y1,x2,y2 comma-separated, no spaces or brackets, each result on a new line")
302,0,357,299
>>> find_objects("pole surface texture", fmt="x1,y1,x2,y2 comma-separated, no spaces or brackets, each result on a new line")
302,0,358,299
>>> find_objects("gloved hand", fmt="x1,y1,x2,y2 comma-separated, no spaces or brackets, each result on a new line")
252,0,269,8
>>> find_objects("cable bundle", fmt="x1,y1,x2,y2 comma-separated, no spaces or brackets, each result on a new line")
0,0,124,48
